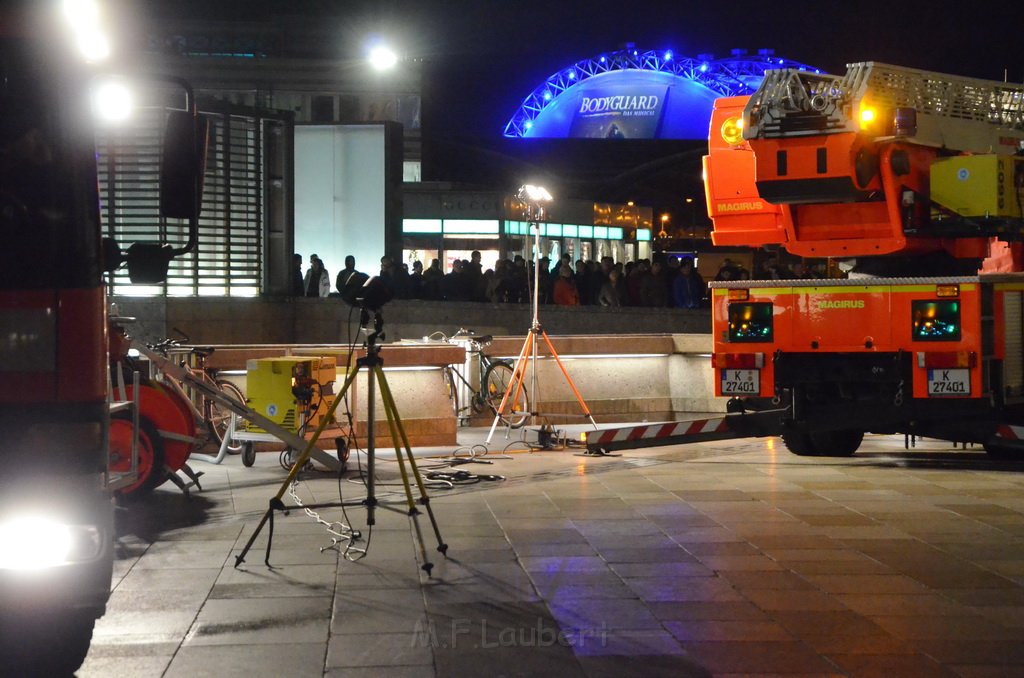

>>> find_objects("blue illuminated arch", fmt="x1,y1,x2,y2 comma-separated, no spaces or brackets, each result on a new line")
503,48,820,139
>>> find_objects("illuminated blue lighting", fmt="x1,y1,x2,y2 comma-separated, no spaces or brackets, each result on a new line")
503,47,821,138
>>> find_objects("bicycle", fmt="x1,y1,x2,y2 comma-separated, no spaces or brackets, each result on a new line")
438,329,529,428
145,331,247,454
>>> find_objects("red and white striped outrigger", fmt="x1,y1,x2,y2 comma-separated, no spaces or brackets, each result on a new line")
584,410,785,454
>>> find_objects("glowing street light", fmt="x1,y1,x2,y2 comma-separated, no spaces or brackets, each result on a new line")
368,45,399,71
517,184,553,205
61,0,110,62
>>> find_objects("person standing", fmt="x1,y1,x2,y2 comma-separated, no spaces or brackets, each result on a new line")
598,269,627,307
304,254,330,297
553,265,580,305
292,253,305,296
335,255,363,294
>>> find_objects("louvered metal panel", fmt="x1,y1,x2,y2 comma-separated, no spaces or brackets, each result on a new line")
97,104,271,297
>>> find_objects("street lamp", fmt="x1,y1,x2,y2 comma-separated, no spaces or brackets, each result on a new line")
658,213,670,239
367,45,399,71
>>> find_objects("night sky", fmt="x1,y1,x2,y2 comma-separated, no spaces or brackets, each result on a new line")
142,0,1024,207
145,0,1024,134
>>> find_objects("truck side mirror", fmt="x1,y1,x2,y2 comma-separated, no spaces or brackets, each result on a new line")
125,242,174,284
160,110,209,221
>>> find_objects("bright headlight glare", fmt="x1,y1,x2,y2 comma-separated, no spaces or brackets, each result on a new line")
92,80,134,123
0,517,75,570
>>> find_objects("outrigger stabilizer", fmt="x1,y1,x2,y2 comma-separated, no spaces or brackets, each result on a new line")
582,409,787,455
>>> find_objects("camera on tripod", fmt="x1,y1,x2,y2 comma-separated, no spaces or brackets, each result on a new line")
341,274,392,311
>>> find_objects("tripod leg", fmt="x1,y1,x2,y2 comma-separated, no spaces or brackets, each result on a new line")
233,363,361,568
376,367,448,562
486,331,533,443
539,329,598,428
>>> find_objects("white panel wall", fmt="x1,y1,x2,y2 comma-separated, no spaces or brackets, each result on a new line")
294,125,386,285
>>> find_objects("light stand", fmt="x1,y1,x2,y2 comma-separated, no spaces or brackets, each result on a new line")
486,185,598,443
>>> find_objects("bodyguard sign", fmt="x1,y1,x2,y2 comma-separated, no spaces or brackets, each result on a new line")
569,83,668,139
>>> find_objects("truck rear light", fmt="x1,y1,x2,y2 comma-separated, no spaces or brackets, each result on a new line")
727,302,774,342
916,351,976,368
911,299,961,341
713,353,765,369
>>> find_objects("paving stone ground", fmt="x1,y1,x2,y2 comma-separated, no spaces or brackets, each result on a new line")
80,429,1024,677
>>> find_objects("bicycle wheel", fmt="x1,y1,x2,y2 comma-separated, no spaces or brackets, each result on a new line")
483,361,529,428
208,379,246,453
441,366,461,421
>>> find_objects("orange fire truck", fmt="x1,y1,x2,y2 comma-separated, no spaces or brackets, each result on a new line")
587,62,1024,458
0,2,206,672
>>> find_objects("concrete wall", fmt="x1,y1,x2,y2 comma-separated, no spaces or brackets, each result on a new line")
111,296,711,346
112,297,722,446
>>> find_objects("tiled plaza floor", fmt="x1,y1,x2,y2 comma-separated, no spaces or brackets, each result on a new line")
79,429,1024,677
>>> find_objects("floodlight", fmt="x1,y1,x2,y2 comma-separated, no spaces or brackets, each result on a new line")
368,45,398,71
517,184,553,205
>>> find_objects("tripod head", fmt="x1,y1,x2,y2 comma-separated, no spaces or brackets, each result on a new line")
359,308,385,350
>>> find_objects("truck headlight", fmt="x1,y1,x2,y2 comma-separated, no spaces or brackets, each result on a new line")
0,516,102,570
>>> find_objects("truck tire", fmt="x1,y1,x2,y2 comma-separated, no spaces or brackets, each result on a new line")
812,429,863,457
982,440,1022,458
781,431,818,456
782,430,863,457
1,609,95,676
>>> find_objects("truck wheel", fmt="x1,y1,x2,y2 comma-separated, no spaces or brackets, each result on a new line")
983,440,1022,458
781,431,818,456
1,609,95,676
782,430,863,457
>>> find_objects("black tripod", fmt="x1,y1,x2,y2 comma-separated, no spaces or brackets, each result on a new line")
234,308,448,574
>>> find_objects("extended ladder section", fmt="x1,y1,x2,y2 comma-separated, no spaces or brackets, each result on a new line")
746,62,1024,153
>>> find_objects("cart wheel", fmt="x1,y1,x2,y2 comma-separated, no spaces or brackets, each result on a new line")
241,442,256,467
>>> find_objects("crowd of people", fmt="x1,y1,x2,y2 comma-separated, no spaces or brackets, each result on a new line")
294,251,710,308
292,250,829,307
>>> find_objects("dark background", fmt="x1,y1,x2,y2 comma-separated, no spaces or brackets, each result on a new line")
142,1,1024,211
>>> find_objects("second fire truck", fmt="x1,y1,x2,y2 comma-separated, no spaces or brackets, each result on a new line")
589,61,1024,457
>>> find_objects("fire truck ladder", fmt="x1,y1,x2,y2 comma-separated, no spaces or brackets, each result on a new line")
747,62,1024,152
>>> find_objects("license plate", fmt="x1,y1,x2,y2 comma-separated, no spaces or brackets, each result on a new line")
721,369,760,395
927,368,970,397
